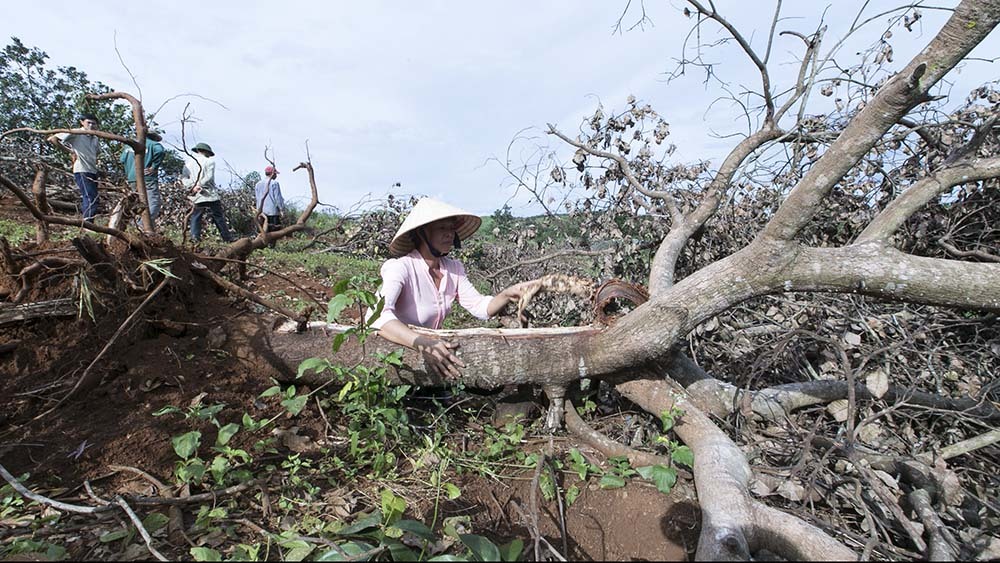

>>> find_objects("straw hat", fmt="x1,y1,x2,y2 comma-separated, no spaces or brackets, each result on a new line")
389,198,482,257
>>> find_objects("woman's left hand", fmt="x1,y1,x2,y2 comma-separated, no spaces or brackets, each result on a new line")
499,280,538,304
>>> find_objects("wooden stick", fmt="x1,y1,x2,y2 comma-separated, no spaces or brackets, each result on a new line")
192,263,306,324
127,478,265,506
114,496,169,561
0,463,107,514
109,465,185,545
937,429,1000,461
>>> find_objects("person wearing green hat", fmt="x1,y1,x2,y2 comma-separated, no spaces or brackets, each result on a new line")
182,142,235,243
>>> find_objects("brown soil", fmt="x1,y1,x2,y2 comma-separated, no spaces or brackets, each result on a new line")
454,473,699,560
0,198,700,560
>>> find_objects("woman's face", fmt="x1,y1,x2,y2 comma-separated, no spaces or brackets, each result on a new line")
421,218,460,254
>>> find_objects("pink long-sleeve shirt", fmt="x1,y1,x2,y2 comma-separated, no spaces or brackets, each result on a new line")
368,250,493,330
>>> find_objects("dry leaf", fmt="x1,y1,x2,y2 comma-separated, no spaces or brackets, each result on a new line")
749,478,774,497
776,480,807,502
872,469,899,491
827,399,850,422
858,422,882,445
749,473,781,497
934,461,964,507
843,332,862,347
272,426,314,453
866,368,889,399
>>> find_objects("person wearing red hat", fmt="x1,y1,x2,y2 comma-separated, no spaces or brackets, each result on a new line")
367,198,533,379
254,165,285,240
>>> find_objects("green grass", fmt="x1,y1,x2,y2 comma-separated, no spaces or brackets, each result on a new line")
0,218,35,245
258,247,379,283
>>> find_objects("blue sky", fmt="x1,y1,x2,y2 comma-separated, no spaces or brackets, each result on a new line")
6,1,998,216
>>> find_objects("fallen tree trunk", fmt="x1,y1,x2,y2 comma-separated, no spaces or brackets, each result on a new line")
270,321,601,389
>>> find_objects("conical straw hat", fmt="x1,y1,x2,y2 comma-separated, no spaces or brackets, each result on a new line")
389,198,482,257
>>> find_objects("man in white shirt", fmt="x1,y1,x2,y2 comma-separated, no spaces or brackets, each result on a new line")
254,165,285,234
182,142,235,243
47,114,101,221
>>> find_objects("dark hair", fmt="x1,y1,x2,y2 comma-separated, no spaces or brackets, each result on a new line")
79,113,99,124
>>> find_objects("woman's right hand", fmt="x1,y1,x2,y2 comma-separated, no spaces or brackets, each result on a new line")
413,336,465,380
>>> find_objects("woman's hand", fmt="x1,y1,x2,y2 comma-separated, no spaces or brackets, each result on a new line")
413,335,465,380
488,280,541,318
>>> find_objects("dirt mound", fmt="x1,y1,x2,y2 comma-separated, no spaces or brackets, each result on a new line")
1,281,286,482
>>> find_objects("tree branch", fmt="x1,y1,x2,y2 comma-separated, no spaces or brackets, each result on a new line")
761,1,1000,241
649,126,783,295
857,156,1000,243
0,173,142,248
782,244,1000,311
686,0,776,120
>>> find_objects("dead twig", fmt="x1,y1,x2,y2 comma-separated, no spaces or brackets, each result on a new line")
127,478,266,507
109,465,185,546
908,488,959,560
933,428,1000,461
199,254,326,309
114,496,169,561
546,437,569,559
0,462,108,514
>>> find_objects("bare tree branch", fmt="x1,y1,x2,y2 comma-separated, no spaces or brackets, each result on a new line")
762,2,1000,241
857,156,1000,243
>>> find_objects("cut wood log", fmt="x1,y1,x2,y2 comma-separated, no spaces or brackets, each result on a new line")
0,298,76,325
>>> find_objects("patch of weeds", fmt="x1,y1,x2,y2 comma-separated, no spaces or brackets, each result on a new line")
260,249,379,282
0,218,33,245
155,399,258,487
0,539,67,561
316,488,524,562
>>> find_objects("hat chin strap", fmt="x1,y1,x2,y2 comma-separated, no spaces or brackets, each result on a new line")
417,228,461,258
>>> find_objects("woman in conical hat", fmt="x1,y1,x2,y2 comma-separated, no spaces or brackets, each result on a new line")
368,198,533,379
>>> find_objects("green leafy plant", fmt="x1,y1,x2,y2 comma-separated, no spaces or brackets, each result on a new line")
315,495,523,562
157,402,256,486
293,278,421,479
656,407,695,470
324,274,385,351
139,257,179,280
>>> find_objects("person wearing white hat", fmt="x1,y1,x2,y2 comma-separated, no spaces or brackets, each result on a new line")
368,198,533,379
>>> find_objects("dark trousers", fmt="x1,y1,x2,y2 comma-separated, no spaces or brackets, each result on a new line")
73,172,99,221
190,200,234,242
263,214,282,232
